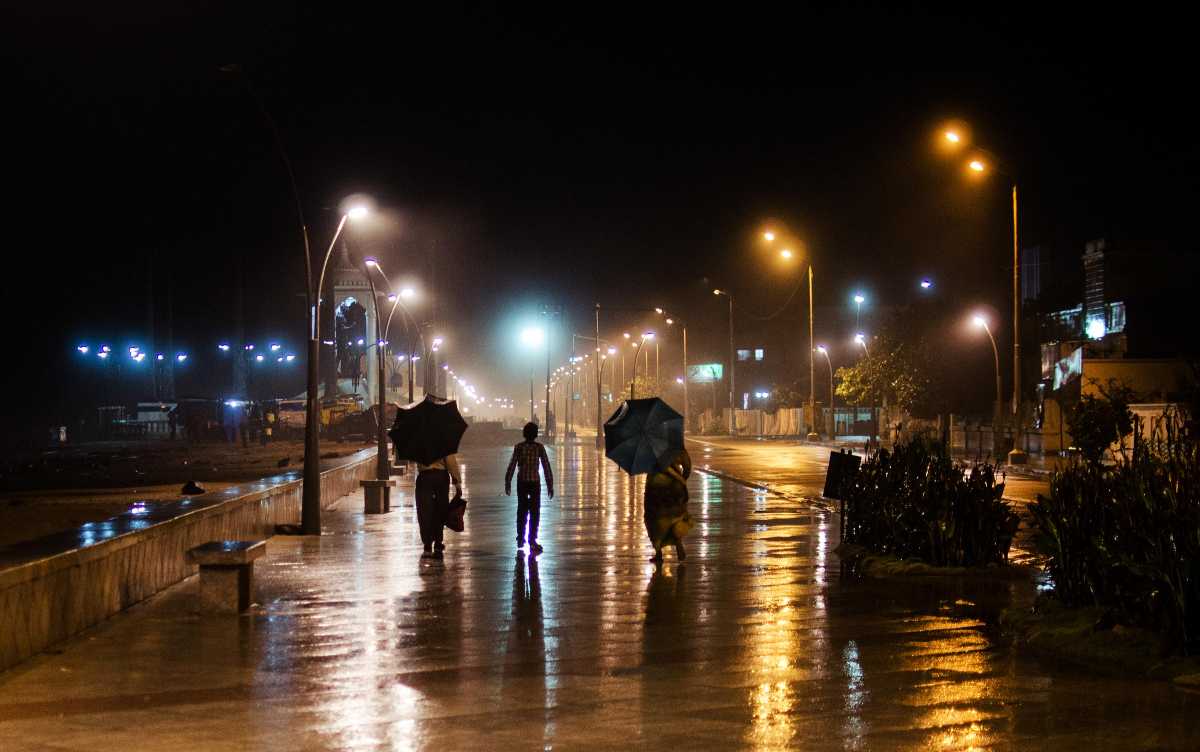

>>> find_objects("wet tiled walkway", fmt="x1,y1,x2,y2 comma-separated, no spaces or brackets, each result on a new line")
1,441,1197,750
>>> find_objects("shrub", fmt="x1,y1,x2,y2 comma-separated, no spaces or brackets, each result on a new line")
841,439,1019,567
1031,418,1200,654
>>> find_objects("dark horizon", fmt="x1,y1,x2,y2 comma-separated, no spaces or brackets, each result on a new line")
4,3,1197,438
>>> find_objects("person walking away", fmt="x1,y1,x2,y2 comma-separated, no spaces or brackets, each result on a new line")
505,422,554,554
644,448,693,564
416,453,462,559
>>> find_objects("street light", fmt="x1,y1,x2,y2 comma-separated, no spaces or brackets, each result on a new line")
654,307,689,434
713,288,736,431
300,202,369,533
854,332,869,357
767,230,820,440
816,345,834,437
973,314,1003,427
520,326,546,422
853,293,865,330
940,123,1026,463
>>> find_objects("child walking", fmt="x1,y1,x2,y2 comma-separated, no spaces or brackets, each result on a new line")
505,422,554,553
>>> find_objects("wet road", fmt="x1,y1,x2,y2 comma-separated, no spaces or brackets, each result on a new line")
1,440,1196,750
688,437,1051,506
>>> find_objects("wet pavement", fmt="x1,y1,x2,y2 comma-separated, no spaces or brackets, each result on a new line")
1,439,1197,750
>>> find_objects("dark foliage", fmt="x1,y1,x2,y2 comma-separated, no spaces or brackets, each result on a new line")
841,439,1019,567
1066,380,1136,465
1032,415,1200,654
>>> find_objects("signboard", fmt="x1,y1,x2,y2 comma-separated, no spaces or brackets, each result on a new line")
823,450,861,501
687,363,724,383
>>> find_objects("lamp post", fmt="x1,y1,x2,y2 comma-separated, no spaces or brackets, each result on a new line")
713,289,735,432
654,309,689,434
817,345,834,437
762,228,821,439
300,205,368,533
943,127,1027,464
629,332,654,400
520,326,546,423
973,315,1003,428
853,293,865,331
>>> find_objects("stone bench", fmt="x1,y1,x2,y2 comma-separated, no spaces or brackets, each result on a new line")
360,478,396,514
185,540,266,613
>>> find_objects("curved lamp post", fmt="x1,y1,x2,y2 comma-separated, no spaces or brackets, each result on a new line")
713,289,735,432
973,314,1003,428
817,345,834,436
301,205,367,533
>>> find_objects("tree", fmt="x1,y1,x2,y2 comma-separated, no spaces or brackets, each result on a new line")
835,339,932,414
1066,379,1136,464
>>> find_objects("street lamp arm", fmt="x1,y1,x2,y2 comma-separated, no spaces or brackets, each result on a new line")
313,213,349,338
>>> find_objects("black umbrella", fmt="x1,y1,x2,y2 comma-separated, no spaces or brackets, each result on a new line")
603,397,684,475
388,395,469,466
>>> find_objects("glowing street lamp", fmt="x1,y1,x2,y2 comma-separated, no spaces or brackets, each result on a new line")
854,332,869,357
937,124,1026,462
520,326,546,421
973,314,1003,423
920,278,933,290
76,345,89,354
816,345,835,435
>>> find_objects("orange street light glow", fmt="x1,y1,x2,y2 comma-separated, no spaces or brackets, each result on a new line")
763,231,775,242
780,249,793,259
969,159,986,172
944,130,961,143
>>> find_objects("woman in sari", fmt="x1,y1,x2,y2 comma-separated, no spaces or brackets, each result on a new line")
643,448,693,564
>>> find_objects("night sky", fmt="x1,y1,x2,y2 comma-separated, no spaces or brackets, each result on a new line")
4,3,1197,439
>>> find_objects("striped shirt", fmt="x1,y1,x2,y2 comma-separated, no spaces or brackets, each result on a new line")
506,441,553,487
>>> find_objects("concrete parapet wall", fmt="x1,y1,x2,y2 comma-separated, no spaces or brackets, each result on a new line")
0,449,375,672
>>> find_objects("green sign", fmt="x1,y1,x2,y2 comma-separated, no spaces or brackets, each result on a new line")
687,363,723,383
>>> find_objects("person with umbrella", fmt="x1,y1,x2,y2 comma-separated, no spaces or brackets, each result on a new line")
415,453,462,558
603,397,693,564
388,395,469,559
643,447,693,564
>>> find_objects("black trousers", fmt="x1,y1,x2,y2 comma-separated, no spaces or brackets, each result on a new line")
516,481,541,544
415,469,450,546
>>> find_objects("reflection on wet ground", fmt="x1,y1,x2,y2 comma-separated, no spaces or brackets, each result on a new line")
0,440,1197,750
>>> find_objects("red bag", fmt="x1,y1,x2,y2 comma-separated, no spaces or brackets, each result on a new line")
445,493,467,532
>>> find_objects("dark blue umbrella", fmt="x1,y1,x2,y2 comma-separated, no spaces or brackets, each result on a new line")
604,397,684,475
388,395,468,466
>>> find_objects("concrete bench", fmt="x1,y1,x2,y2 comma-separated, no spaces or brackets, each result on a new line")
185,540,266,613
360,478,396,514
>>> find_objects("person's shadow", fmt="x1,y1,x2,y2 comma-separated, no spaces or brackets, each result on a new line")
643,564,688,634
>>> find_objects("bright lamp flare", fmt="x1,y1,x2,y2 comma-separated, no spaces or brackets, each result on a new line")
973,315,987,328
854,333,866,344
854,294,865,304
520,327,545,347
944,130,961,143
347,206,369,219
969,159,985,172
387,294,398,302
763,231,775,242
816,345,828,353
780,249,793,259
400,288,415,299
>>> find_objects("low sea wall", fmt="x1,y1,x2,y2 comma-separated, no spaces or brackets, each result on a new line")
0,449,375,672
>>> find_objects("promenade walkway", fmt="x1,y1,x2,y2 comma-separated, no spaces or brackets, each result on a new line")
1,440,1196,750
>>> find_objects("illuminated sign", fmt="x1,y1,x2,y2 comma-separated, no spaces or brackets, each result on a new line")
687,363,724,383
